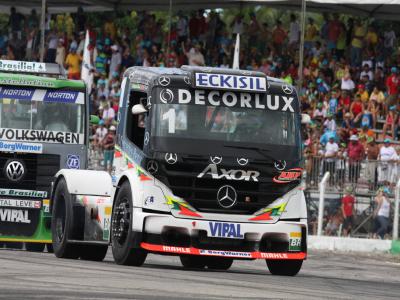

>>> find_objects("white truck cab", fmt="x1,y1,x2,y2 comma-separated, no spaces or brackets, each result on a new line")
50,66,307,275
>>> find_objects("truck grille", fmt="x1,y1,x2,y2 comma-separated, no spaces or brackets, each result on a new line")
160,159,297,215
0,153,60,194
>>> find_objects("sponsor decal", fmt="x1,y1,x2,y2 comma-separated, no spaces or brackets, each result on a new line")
43,199,50,213
0,140,43,154
0,60,46,73
66,154,80,169
159,88,174,104
144,196,154,206
174,89,294,112
0,188,47,198
165,196,203,218
195,73,267,92
199,249,251,258
140,243,307,260
138,168,152,181
198,164,260,182
103,217,111,240
0,77,56,88
273,168,302,183
44,90,79,103
289,232,302,251
0,86,34,100
0,199,41,209
0,128,83,144
209,221,244,239
0,208,31,223
249,202,287,221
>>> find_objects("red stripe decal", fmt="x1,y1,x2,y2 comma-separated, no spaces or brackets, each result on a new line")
140,242,306,260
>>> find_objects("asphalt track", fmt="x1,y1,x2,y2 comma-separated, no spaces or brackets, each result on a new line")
0,248,399,300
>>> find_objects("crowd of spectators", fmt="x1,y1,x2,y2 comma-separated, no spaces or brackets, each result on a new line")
1,7,399,236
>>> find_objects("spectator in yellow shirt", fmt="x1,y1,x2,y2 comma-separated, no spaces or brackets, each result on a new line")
357,84,369,102
365,25,378,47
351,20,366,67
64,46,82,80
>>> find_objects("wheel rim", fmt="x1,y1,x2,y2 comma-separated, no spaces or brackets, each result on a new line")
54,194,66,243
112,196,131,246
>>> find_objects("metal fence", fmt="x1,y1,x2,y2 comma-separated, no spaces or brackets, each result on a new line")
305,157,400,194
305,170,400,240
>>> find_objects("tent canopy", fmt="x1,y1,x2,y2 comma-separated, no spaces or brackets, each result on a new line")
3,0,400,20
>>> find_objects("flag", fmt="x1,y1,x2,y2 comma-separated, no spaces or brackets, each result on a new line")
81,30,93,94
232,33,240,69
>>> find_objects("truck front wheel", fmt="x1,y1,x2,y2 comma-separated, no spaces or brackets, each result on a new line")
51,178,80,259
111,182,147,266
266,259,303,276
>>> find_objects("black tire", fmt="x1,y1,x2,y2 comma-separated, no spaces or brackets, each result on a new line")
51,178,80,259
205,257,233,270
266,259,303,276
4,242,23,249
80,245,108,261
46,243,54,253
111,182,147,266
25,243,45,252
180,255,206,269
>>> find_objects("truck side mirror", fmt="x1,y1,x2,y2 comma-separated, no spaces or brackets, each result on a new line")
132,104,148,115
301,114,311,125
90,115,100,125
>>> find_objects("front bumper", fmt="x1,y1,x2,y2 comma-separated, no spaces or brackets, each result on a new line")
136,209,307,260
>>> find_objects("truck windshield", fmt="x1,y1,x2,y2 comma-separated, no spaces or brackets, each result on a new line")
152,104,298,146
0,97,84,134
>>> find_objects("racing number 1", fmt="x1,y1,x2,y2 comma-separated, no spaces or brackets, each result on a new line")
162,108,176,134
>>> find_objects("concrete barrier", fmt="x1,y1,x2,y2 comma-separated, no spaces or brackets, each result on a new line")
308,235,392,253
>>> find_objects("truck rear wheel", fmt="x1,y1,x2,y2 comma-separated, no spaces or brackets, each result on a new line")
25,243,45,252
80,245,108,261
266,259,303,276
51,178,80,259
180,255,206,269
206,257,233,270
111,182,147,266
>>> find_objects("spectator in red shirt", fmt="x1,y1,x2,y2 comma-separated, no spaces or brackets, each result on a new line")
386,66,398,108
347,135,365,183
341,187,356,236
327,13,341,50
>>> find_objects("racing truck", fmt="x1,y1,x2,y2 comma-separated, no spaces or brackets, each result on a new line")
51,66,308,276
0,60,88,252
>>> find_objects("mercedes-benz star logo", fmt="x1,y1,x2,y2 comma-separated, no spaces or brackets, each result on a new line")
237,157,249,166
274,160,286,171
159,76,170,86
165,153,178,164
147,160,158,174
183,76,191,85
210,156,222,164
282,84,293,95
217,185,237,209
5,160,25,182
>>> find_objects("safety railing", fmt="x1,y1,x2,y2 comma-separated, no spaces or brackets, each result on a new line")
305,157,400,194
306,171,399,240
